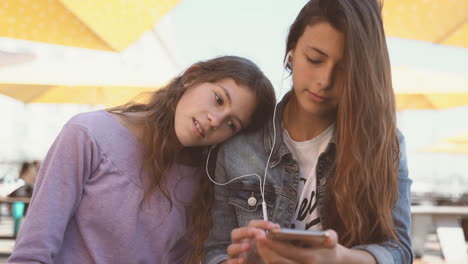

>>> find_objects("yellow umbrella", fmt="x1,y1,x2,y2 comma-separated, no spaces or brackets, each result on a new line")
420,132,468,154
0,51,35,67
393,66,468,111
383,0,468,48
0,83,156,106
0,0,181,51
446,133,468,145
0,51,165,106
420,142,468,154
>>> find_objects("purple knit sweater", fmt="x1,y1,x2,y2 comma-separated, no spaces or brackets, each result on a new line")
9,110,200,264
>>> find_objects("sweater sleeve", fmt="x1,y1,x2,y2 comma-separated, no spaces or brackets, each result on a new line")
8,123,101,264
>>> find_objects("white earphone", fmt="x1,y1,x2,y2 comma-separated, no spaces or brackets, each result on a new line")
284,51,292,68
205,50,293,221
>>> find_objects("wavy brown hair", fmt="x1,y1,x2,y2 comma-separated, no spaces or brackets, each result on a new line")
285,0,400,247
186,59,276,263
109,56,276,262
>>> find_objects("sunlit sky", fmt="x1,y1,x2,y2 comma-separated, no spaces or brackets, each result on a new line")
166,0,468,80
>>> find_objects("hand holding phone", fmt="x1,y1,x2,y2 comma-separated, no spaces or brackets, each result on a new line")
267,228,328,248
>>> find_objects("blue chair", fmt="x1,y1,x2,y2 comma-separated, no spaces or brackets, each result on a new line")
12,201,25,237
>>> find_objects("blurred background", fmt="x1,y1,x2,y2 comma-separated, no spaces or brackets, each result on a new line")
0,0,467,263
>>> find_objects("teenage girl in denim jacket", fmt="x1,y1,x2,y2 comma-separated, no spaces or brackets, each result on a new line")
201,1,412,263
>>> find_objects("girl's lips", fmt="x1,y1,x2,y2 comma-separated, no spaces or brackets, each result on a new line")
192,118,205,138
306,90,328,103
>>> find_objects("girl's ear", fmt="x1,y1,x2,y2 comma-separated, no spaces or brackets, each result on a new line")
289,50,294,64
285,50,294,68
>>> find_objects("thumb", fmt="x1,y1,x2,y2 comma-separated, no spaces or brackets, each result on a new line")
322,229,338,248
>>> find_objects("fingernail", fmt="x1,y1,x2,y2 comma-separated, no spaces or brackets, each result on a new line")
268,223,279,229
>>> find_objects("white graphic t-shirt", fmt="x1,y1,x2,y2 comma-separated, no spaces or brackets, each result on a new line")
282,124,334,231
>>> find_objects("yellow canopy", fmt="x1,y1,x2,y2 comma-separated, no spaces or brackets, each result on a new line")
420,132,468,154
446,133,468,145
0,83,156,106
0,0,181,51
383,0,468,48
393,66,468,110
420,142,468,154
0,51,35,67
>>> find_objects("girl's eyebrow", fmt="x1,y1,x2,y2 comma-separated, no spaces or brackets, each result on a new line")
306,46,328,57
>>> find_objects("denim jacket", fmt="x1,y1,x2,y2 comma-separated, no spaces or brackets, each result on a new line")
204,94,413,264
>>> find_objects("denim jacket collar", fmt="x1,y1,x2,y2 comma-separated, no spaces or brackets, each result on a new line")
263,92,337,168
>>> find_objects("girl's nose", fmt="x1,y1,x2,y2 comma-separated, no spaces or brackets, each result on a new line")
207,112,223,129
317,68,333,89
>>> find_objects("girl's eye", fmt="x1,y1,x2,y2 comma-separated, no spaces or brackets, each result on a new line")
307,57,322,65
215,93,223,105
228,121,237,132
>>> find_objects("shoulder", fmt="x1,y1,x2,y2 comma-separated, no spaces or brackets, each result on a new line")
396,129,409,177
215,127,270,176
396,128,407,155
50,111,110,146
52,110,117,150
63,110,122,140
220,127,265,155
66,110,110,130
397,128,405,144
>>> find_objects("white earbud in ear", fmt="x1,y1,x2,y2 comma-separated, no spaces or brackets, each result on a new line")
284,51,293,68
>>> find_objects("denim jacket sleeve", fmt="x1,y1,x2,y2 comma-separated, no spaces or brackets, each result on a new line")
353,132,413,264
203,146,236,264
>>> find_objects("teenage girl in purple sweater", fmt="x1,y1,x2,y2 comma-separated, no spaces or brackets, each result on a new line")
9,56,276,264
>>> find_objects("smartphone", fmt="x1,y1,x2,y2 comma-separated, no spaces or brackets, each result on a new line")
267,228,327,247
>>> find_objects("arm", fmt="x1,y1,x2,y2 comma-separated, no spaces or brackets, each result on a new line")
8,124,100,264
352,132,413,263
203,147,240,264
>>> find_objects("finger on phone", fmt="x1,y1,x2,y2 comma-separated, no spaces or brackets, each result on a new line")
226,258,245,264
247,219,280,230
227,242,250,258
231,227,267,243
322,229,338,248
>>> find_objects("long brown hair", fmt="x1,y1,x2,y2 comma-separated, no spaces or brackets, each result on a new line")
110,56,276,262
186,57,276,262
285,0,400,247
